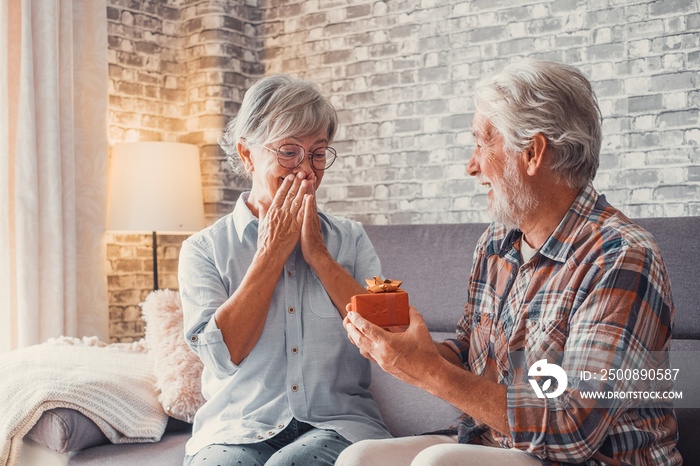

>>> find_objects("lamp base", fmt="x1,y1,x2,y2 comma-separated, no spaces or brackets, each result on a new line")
152,231,159,291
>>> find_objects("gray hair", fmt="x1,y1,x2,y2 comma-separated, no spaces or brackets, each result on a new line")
220,74,338,177
473,58,602,190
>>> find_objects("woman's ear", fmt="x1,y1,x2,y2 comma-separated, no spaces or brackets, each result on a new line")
238,139,254,173
525,133,547,176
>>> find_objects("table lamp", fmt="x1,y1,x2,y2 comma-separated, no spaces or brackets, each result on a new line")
106,142,205,290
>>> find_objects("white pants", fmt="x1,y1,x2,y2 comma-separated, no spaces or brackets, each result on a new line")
335,435,542,466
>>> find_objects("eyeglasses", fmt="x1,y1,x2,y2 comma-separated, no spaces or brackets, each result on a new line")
265,143,337,170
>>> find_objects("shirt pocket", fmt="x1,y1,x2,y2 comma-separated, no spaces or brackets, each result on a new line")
306,269,339,319
525,306,569,354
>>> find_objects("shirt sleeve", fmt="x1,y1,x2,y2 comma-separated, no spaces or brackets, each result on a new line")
443,227,493,369
178,238,239,378
352,223,382,283
507,244,674,463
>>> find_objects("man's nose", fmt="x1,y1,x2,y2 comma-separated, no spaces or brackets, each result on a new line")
466,150,479,177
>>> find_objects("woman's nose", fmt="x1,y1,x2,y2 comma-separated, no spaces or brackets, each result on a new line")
293,151,315,174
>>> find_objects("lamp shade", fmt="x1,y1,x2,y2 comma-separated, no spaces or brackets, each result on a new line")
107,142,205,233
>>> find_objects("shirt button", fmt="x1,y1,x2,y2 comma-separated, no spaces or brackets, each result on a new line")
289,307,295,314
292,384,298,391
541,324,546,332
291,347,298,354
278,424,284,428
287,271,292,277
502,369,509,378
190,336,197,342
268,431,275,435
257,435,263,439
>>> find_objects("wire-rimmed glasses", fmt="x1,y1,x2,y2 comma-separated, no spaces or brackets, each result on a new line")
265,143,337,170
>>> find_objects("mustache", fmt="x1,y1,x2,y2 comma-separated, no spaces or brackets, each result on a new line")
476,174,491,185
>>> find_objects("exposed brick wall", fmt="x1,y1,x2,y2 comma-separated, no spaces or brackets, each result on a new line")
107,0,259,221
106,0,260,341
262,0,700,224
105,232,186,341
105,0,700,341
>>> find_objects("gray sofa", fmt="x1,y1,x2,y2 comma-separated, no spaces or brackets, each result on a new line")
24,217,700,465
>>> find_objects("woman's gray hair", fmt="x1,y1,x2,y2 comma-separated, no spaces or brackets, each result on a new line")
220,74,338,177
473,58,602,190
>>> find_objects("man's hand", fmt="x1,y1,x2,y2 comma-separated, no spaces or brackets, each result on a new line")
344,305,511,437
343,306,445,389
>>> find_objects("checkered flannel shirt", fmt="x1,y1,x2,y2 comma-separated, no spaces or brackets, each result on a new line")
444,184,681,465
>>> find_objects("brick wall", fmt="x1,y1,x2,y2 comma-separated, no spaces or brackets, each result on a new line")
105,232,187,341
106,0,700,341
261,0,700,224
106,0,260,341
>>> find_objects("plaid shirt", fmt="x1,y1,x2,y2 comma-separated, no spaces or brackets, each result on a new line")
445,184,681,465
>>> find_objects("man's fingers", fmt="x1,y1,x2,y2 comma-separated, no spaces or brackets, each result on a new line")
408,306,423,323
346,311,380,341
344,312,387,365
344,315,363,343
344,319,377,363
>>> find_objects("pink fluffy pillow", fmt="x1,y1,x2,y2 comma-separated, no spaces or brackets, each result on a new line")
141,289,205,423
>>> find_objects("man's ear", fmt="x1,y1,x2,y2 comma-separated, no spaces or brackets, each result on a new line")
238,139,254,173
525,133,547,176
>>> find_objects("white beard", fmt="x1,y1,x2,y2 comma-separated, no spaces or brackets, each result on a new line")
484,161,538,230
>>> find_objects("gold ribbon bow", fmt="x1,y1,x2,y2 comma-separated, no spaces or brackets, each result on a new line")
365,277,403,293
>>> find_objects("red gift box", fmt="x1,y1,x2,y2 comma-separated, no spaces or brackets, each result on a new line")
350,277,409,327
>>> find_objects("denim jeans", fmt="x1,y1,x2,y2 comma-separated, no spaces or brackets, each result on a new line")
183,419,351,466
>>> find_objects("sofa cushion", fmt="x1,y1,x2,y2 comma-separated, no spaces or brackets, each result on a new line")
68,430,191,466
368,330,462,437
141,289,205,423
370,363,462,438
25,408,108,453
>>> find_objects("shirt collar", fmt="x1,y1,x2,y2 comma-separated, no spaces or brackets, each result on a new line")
538,183,599,263
232,191,333,242
232,192,258,242
497,183,600,264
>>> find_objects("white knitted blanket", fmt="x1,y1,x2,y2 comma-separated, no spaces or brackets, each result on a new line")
0,336,168,466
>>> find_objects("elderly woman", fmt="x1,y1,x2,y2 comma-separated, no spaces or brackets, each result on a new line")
178,75,390,466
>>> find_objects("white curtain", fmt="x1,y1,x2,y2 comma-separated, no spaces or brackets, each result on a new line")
0,0,109,353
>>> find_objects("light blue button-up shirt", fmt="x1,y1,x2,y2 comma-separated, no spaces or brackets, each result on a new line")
178,193,391,456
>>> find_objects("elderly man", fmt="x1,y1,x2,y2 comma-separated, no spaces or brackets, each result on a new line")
338,59,681,465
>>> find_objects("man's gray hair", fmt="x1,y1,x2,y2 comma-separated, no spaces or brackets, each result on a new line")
220,74,338,177
473,58,602,189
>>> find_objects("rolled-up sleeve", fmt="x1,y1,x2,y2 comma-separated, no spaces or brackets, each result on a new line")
179,238,238,377
352,224,382,282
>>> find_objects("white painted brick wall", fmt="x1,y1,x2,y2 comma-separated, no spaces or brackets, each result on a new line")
258,0,700,222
